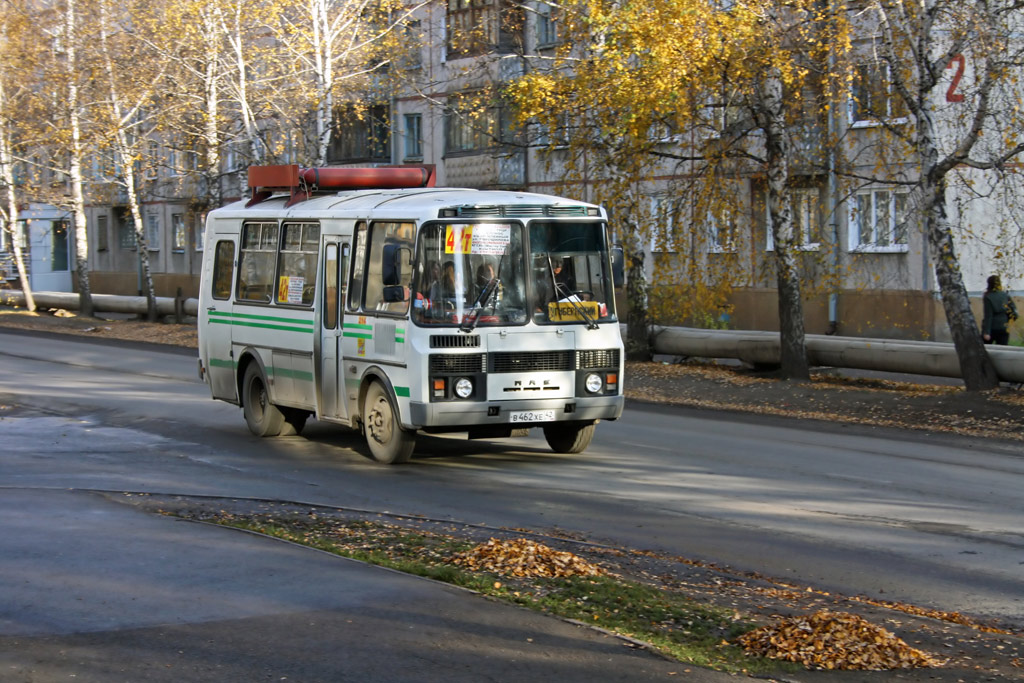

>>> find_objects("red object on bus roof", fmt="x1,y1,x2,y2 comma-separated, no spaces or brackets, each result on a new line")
246,164,437,207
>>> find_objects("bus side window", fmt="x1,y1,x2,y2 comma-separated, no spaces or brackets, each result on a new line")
340,243,350,312
211,240,234,300
276,222,319,306
324,243,338,329
237,221,277,303
348,222,366,311
365,221,414,314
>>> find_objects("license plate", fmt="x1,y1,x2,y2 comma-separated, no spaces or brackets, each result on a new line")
509,409,556,424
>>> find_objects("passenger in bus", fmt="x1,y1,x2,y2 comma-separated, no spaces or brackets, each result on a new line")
425,261,442,301
440,261,460,299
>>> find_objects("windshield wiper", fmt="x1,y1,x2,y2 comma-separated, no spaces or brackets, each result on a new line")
459,278,500,332
460,251,507,333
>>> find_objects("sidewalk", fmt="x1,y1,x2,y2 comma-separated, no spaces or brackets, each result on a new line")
0,487,732,682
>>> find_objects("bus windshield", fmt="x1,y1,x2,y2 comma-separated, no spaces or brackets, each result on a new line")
529,221,617,325
412,222,528,326
411,220,616,327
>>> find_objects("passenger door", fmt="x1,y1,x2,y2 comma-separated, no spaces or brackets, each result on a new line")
203,238,238,400
318,241,349,421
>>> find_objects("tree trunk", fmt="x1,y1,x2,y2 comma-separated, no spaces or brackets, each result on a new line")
0,113,33,312
66,0,93,318
312,0,333,167
623,212,651,360
923,185,999,390
99,0,158,322
761,68,809,380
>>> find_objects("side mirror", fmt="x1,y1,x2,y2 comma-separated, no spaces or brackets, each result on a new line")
382,285,406,303
382,244,412,287
611,245,625,287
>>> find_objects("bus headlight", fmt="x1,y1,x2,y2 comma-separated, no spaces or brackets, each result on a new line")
454,377,474,399
584,373,603,394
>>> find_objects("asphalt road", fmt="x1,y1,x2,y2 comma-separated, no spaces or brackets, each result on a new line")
1,329,1021,635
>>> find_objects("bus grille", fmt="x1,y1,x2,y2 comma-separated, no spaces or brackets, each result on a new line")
577,349,620,369
430,354,485,374
430,335,481,348
491,351,573,373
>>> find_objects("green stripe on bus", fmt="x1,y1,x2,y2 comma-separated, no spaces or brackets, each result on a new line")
209,358,235,369
395,386,410,398
209,311,315,327
343,331,373,339
211,319,315,333
344,322,372,331
269,367,314,382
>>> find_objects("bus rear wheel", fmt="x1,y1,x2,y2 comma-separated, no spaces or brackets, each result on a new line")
363,382,415,464
543,420,596,454
242,364,285,437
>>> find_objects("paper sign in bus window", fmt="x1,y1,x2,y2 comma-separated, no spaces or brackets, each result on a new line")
278,276,306,304
444,224,510,255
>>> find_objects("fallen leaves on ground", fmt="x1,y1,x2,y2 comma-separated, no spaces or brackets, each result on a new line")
451,537,607,578
738,610,944,671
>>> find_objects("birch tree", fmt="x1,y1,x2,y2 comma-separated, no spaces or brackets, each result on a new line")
0,1,35,310
266,0,421,167
97,0,166,320
509,0,849,374
62,0,94,316
859,0,1024,390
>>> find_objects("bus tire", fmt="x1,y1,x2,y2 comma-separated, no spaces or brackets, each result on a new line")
543,420,596,454
363,381,415,464
280,408,310,436
242,363,285,437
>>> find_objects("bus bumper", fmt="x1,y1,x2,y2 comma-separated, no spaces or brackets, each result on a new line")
408,395,624,429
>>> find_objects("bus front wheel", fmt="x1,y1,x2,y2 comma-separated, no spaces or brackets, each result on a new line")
242,364,285,437
363,382,415,464
543,420,596,454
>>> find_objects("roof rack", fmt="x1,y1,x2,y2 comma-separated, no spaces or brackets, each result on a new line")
246,164,437,208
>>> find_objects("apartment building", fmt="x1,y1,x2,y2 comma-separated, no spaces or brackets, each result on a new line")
9,0,1018,344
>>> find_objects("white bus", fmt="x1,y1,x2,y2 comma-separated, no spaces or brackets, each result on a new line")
197,165,624,463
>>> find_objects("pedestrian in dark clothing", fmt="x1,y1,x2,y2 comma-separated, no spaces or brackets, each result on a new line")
982,274,1017,345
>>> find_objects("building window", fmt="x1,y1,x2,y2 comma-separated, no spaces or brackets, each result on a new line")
96,215,109,252
119,217,136,250
848,188,909,252
536,4,558,48
446,0,521,57
172,213,186,252
404,113,423,160
328,104,390,163
145,211,161,251
195,214,206,251
849,62,908,126
766,189,822,251
708,208,737,253
51,220,69,271
445,94,508,154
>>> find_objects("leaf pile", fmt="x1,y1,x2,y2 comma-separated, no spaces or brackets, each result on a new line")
738,610,944,671
451,537,607,578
